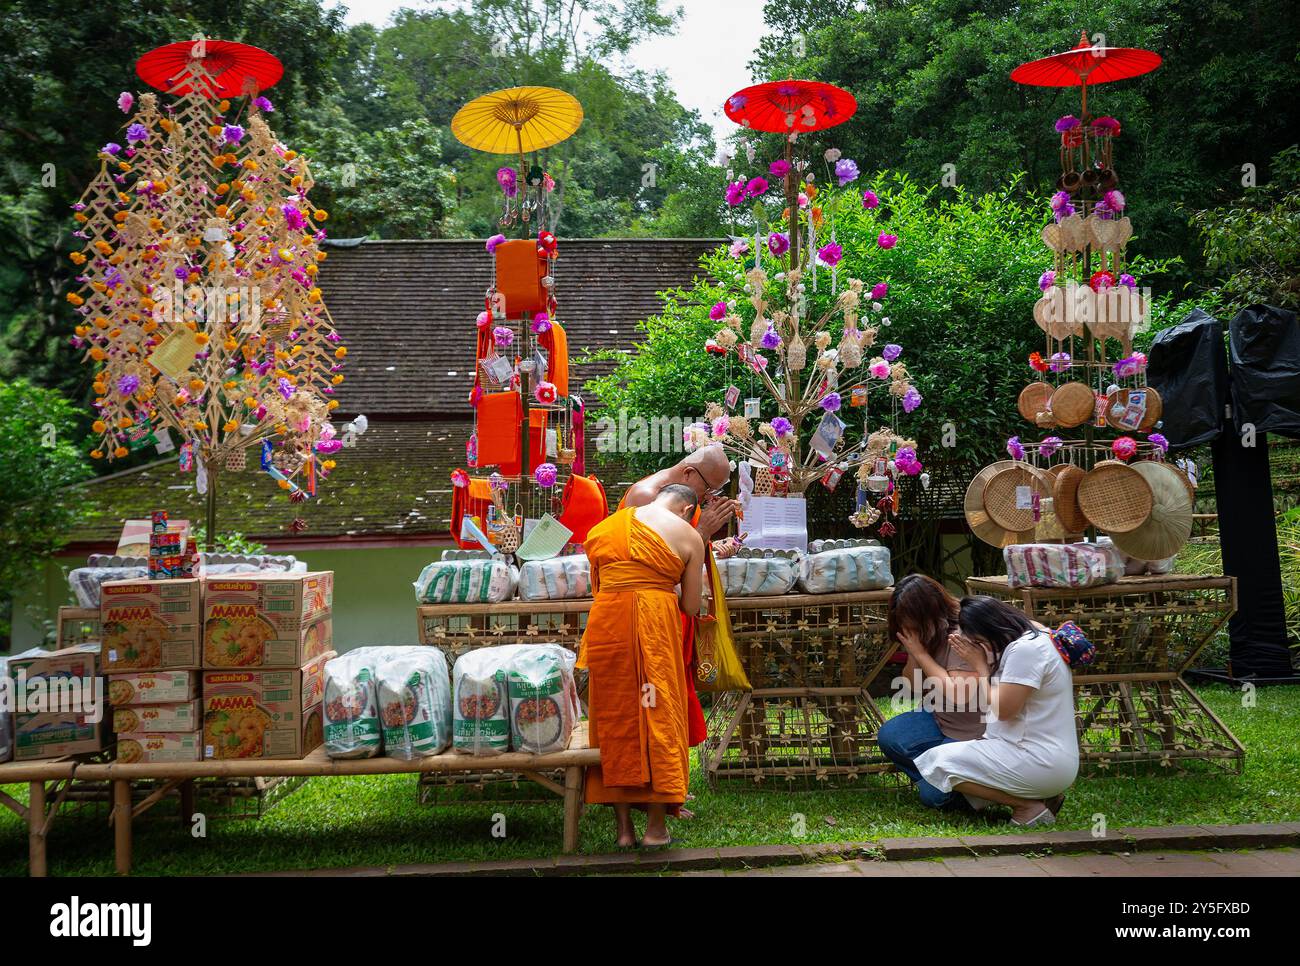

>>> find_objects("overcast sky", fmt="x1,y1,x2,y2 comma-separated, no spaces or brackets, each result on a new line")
327,0,768,148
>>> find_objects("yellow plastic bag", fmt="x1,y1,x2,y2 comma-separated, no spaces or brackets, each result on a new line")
694,553,752,693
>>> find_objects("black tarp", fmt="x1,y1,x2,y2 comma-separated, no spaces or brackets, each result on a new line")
1146,307,1229,450
1230,304,1300,440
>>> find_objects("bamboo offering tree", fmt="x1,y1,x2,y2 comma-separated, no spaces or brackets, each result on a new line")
68,60,347,543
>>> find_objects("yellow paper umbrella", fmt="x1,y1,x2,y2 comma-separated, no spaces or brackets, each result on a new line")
451,86,583,158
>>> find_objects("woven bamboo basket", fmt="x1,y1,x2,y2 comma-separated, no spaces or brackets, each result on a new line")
1048,381,1096,428
1104,386,1163,432
1077,459,1154,533
1017,382,1054,424
981,462,1054,533
1051,463,1091,533
964,461,1036,548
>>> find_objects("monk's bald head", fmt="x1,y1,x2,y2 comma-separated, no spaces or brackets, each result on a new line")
655,482,699,521
681,444,731,495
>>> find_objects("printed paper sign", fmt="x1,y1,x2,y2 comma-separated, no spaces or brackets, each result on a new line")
745,495,808,551
147,328,201,379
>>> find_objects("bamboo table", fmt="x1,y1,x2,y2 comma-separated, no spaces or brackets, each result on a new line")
417,589,898,787
0,757,78,877
966,574,1243,772
74,722,598,875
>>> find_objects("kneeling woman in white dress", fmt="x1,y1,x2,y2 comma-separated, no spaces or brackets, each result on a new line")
913,596,1078,826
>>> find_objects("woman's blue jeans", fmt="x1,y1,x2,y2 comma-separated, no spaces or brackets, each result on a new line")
877,709,957,809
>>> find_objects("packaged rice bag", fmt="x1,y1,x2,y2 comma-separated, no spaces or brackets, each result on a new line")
716,553,802,597
375,647,452,760
453,645,526,756
322,648,383,759
507,645,580,755
414,557,518,604
518,555,591,601
798,544,894,593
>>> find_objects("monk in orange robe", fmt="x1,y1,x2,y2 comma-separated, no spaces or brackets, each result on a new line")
579,484,705,849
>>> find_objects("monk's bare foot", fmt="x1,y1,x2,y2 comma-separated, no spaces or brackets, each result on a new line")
641,832,673,848
616,833,638,848
677,806,695,819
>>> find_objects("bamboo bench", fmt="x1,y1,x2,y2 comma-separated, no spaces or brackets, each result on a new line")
30,723,598,876
0,757,79,877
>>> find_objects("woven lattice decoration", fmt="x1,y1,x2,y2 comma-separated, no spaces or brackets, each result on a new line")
69,60,346,500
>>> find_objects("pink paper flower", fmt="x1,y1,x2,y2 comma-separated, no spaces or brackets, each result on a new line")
729,238,750,258
821,392,842,411
724,180,747,206
871,282,889,300
862,189,880,209
769,159,791,178
534,462,559,487
816,242,842,267
1006,436,1026,460
118,92,134,114
531,312,552,334
768,231,790,256
485,233,506,253
710,301,728,321
876,232,897,249
902,387,922,413
747,176,769,197
869,359,890,379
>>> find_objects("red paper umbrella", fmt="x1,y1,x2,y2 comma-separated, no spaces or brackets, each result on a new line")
136,40,284,98
723,80,856,134
1011,32,1161,89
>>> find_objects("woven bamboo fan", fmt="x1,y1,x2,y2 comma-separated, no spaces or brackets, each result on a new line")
1017,382,1054,424
1104,386,1163,432
964,460,1037,548
1051,463,1090,533
1108,461,1193,560
981,462,1054,532
1048,381,1096,428
1077,459,1153,533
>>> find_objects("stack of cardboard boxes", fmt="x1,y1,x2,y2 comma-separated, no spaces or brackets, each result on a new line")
7,644,106,761
199,572,333,760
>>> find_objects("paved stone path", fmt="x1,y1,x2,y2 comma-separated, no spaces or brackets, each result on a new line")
679,847,1300,876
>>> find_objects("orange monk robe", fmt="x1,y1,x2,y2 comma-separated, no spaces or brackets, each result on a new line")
577,508,690,809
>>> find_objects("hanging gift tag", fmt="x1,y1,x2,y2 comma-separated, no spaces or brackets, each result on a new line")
466,432,478,467
821,466,844,491
850,386,868,407
1015,485,1034,510
196,458,208,496
179,441,194,472
259,440,272,471
1094,392,1108,427
546,427,558,458
153,427,174,455
744,397,761,418
725,385,741,409
810,412,846,459
533,347,549,381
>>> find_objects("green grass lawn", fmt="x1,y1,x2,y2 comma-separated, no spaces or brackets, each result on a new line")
3,684,1298,876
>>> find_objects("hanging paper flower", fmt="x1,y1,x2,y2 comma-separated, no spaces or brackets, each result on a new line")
760,323,782,350
534,381,558,405
1006,436,1026,461
451,469,470,488
816,242,843,267
1054,115,1081,133
126,123,148,143
1148,432,1170,454
1039,270,1057,292
712,416,730,438
861,190,881,211
727,94,747,111
118,92,134,114
222,124,245,144
769,159,791,178
704,339,726,355
895,447,922,475
1112,436,1138,461
1050,190,1075,222
882,343,902,362
489,472,508,491
821,392,842,412
902,386,923,413
492,325,514,348
531,311,552,334
724,180,747,206
869,358,890,379
277,377,295,400
1049,351,1072,373
709,301,728,321
834,158,860,186
877,232,898,249
871,282,889,300
747,176,769,197
824,148,842,162
536,230,558,256
1029,351,1049,373
768,231,790,256
1089,270,1115,292
1040,436,1064,457
497,167,518,197
1113,353,1148,378
1118,273,1137,289
115,374,139,396
1092,116,1121,136
771,416,793,438
543,172,556,192
797,192,810,208
281,204,307,231
534,462,559,488
485,233,506,253
476,311,490,329
253,96,275,112
729,238,750,258
102,142,122,155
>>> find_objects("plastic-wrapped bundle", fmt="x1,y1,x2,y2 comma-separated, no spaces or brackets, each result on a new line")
1004,543,1125,589
375,647,453,760
68,566,148,608
413,557,518,604
453,644,527,756
798,545,894,593
507,645,580,754
715,554,802,597
322,648,383,759
518,555,591,601
1094,536,1176,576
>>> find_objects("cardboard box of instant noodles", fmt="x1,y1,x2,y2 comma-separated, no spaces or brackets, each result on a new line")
200,654,330,760
99,578,202,671
202,572,333,669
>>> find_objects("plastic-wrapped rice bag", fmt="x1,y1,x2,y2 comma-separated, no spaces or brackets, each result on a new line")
1003,543,1124,589
453,645,527,756
716,554,802,597
68,566,149,608
507,645,580,754
375,647,453,760
798,545,894,593
322,648,384,759
414,557,518,604
518,555,591,601
1093,536,1176,576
